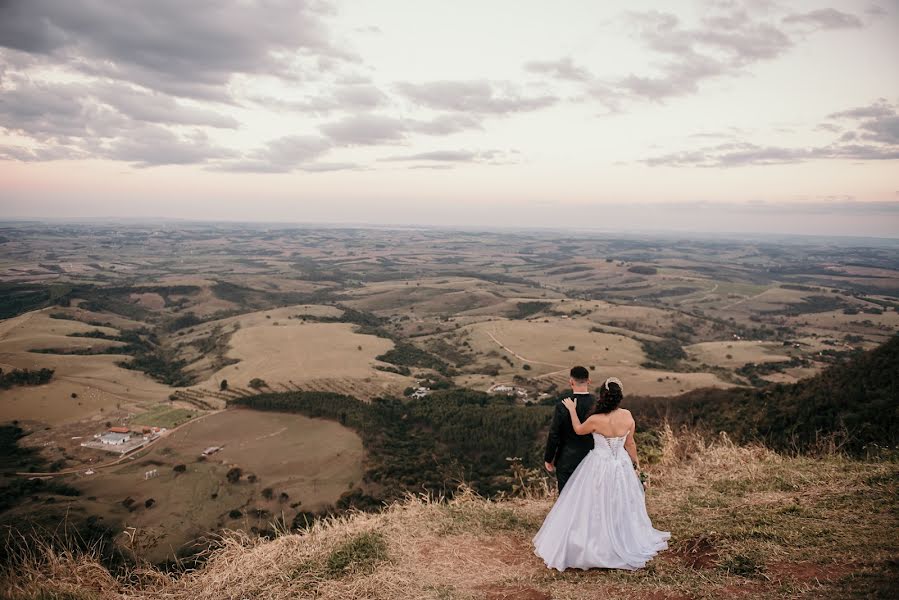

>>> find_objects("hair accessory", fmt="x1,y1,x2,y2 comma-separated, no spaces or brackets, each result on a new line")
603,377,623,393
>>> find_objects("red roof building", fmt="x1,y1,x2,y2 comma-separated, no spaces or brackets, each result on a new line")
108,426,130,434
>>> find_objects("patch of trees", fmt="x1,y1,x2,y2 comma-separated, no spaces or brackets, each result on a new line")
761,295,850,317
641,286,700,300
736,357,810,387
0,425,81,513
510,301,551,320
212,280,337,311
0,425,128,570
627,335,899,455
165,312,204,332
640,339,687,370
117,351,192,387
627,265,658,275
376,342,452,376
0,282,81,319
546,265,592,276
229,389,552,501
0,367,54,389
441,270,538,288
30,346,131,356
428,337,474,368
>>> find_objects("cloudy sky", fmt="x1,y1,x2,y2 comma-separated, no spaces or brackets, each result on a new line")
0,0,897,236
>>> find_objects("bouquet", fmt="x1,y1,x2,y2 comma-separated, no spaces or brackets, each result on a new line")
633,463,649,491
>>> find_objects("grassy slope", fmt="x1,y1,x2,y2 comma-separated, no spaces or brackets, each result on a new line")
4,430,896,600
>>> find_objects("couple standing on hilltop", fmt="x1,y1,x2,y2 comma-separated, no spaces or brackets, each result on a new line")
533,366,670,571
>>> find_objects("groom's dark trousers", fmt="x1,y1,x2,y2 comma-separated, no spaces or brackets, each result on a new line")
544,392,595,492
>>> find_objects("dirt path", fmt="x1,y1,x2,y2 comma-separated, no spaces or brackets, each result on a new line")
685,282,719,304
485,328,568,369
16,409,223,478
722,288,770,310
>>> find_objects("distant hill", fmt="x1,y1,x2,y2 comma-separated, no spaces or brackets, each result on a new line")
629,335,899,455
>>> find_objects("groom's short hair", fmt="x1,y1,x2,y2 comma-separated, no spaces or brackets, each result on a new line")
570,366,590,382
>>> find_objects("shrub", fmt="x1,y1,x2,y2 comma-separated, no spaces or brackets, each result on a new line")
326,531,388,577
628,265,657,275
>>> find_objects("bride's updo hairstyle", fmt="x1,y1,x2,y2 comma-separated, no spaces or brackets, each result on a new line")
594,377,623,414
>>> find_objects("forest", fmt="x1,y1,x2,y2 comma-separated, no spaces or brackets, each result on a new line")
0,368,54,389
628,335,899,455
229,389,553,505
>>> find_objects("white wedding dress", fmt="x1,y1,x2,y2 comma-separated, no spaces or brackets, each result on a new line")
533,432,670,571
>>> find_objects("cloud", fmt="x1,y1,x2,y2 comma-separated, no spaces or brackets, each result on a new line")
379,148,518,168
382,150,479,162
5,76,235,142
829,99,895,120
0,0,353,101
412,114,483,135
320,114,408,145
252,83,389,114
615,10,792,101
396,80,557,114
215,134,333,173
0,78,125,140
300,161,359,172
0,76,240,165
645,142,899,167
524,57,591,82
94,83,239,128
783,9,864,30
319,112,483,146
643,99,899,168
830,99,899,145
103,126,236,167
533,5,867,109
0,144,86,162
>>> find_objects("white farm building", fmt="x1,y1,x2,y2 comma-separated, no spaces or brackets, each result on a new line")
100,432,130,445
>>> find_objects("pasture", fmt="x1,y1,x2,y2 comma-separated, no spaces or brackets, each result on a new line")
73,409,363,563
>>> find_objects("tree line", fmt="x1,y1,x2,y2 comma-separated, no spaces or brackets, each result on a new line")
0,368,54,389
229,389,553,504
627,335,898,455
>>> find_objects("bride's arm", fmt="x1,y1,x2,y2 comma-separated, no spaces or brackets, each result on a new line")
560,398,592,435
624,420,639,468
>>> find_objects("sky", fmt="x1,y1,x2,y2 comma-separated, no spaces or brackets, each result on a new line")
0,0,897,237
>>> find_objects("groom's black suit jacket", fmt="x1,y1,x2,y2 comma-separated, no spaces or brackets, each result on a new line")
544,392,595,479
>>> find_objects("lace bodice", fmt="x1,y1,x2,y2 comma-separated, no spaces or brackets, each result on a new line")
591,432,629,460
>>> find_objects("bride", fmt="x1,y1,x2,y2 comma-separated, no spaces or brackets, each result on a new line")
533,377,670,571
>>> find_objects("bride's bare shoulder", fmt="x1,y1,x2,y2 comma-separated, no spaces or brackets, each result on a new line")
616,408,635,423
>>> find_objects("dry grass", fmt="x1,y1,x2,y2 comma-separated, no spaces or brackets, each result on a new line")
3,428,897,600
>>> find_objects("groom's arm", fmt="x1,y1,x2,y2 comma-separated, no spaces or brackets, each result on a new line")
543,401,566,469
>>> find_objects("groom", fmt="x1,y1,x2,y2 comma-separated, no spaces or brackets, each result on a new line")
543,366,595,492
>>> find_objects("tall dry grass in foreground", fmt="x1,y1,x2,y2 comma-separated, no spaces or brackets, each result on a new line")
3,427,897,600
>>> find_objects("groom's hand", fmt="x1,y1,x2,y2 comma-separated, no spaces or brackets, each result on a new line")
544,461,555,473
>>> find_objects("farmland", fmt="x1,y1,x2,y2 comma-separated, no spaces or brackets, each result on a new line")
1,221,897,563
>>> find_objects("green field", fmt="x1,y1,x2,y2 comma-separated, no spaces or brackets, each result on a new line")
130,404,196,428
